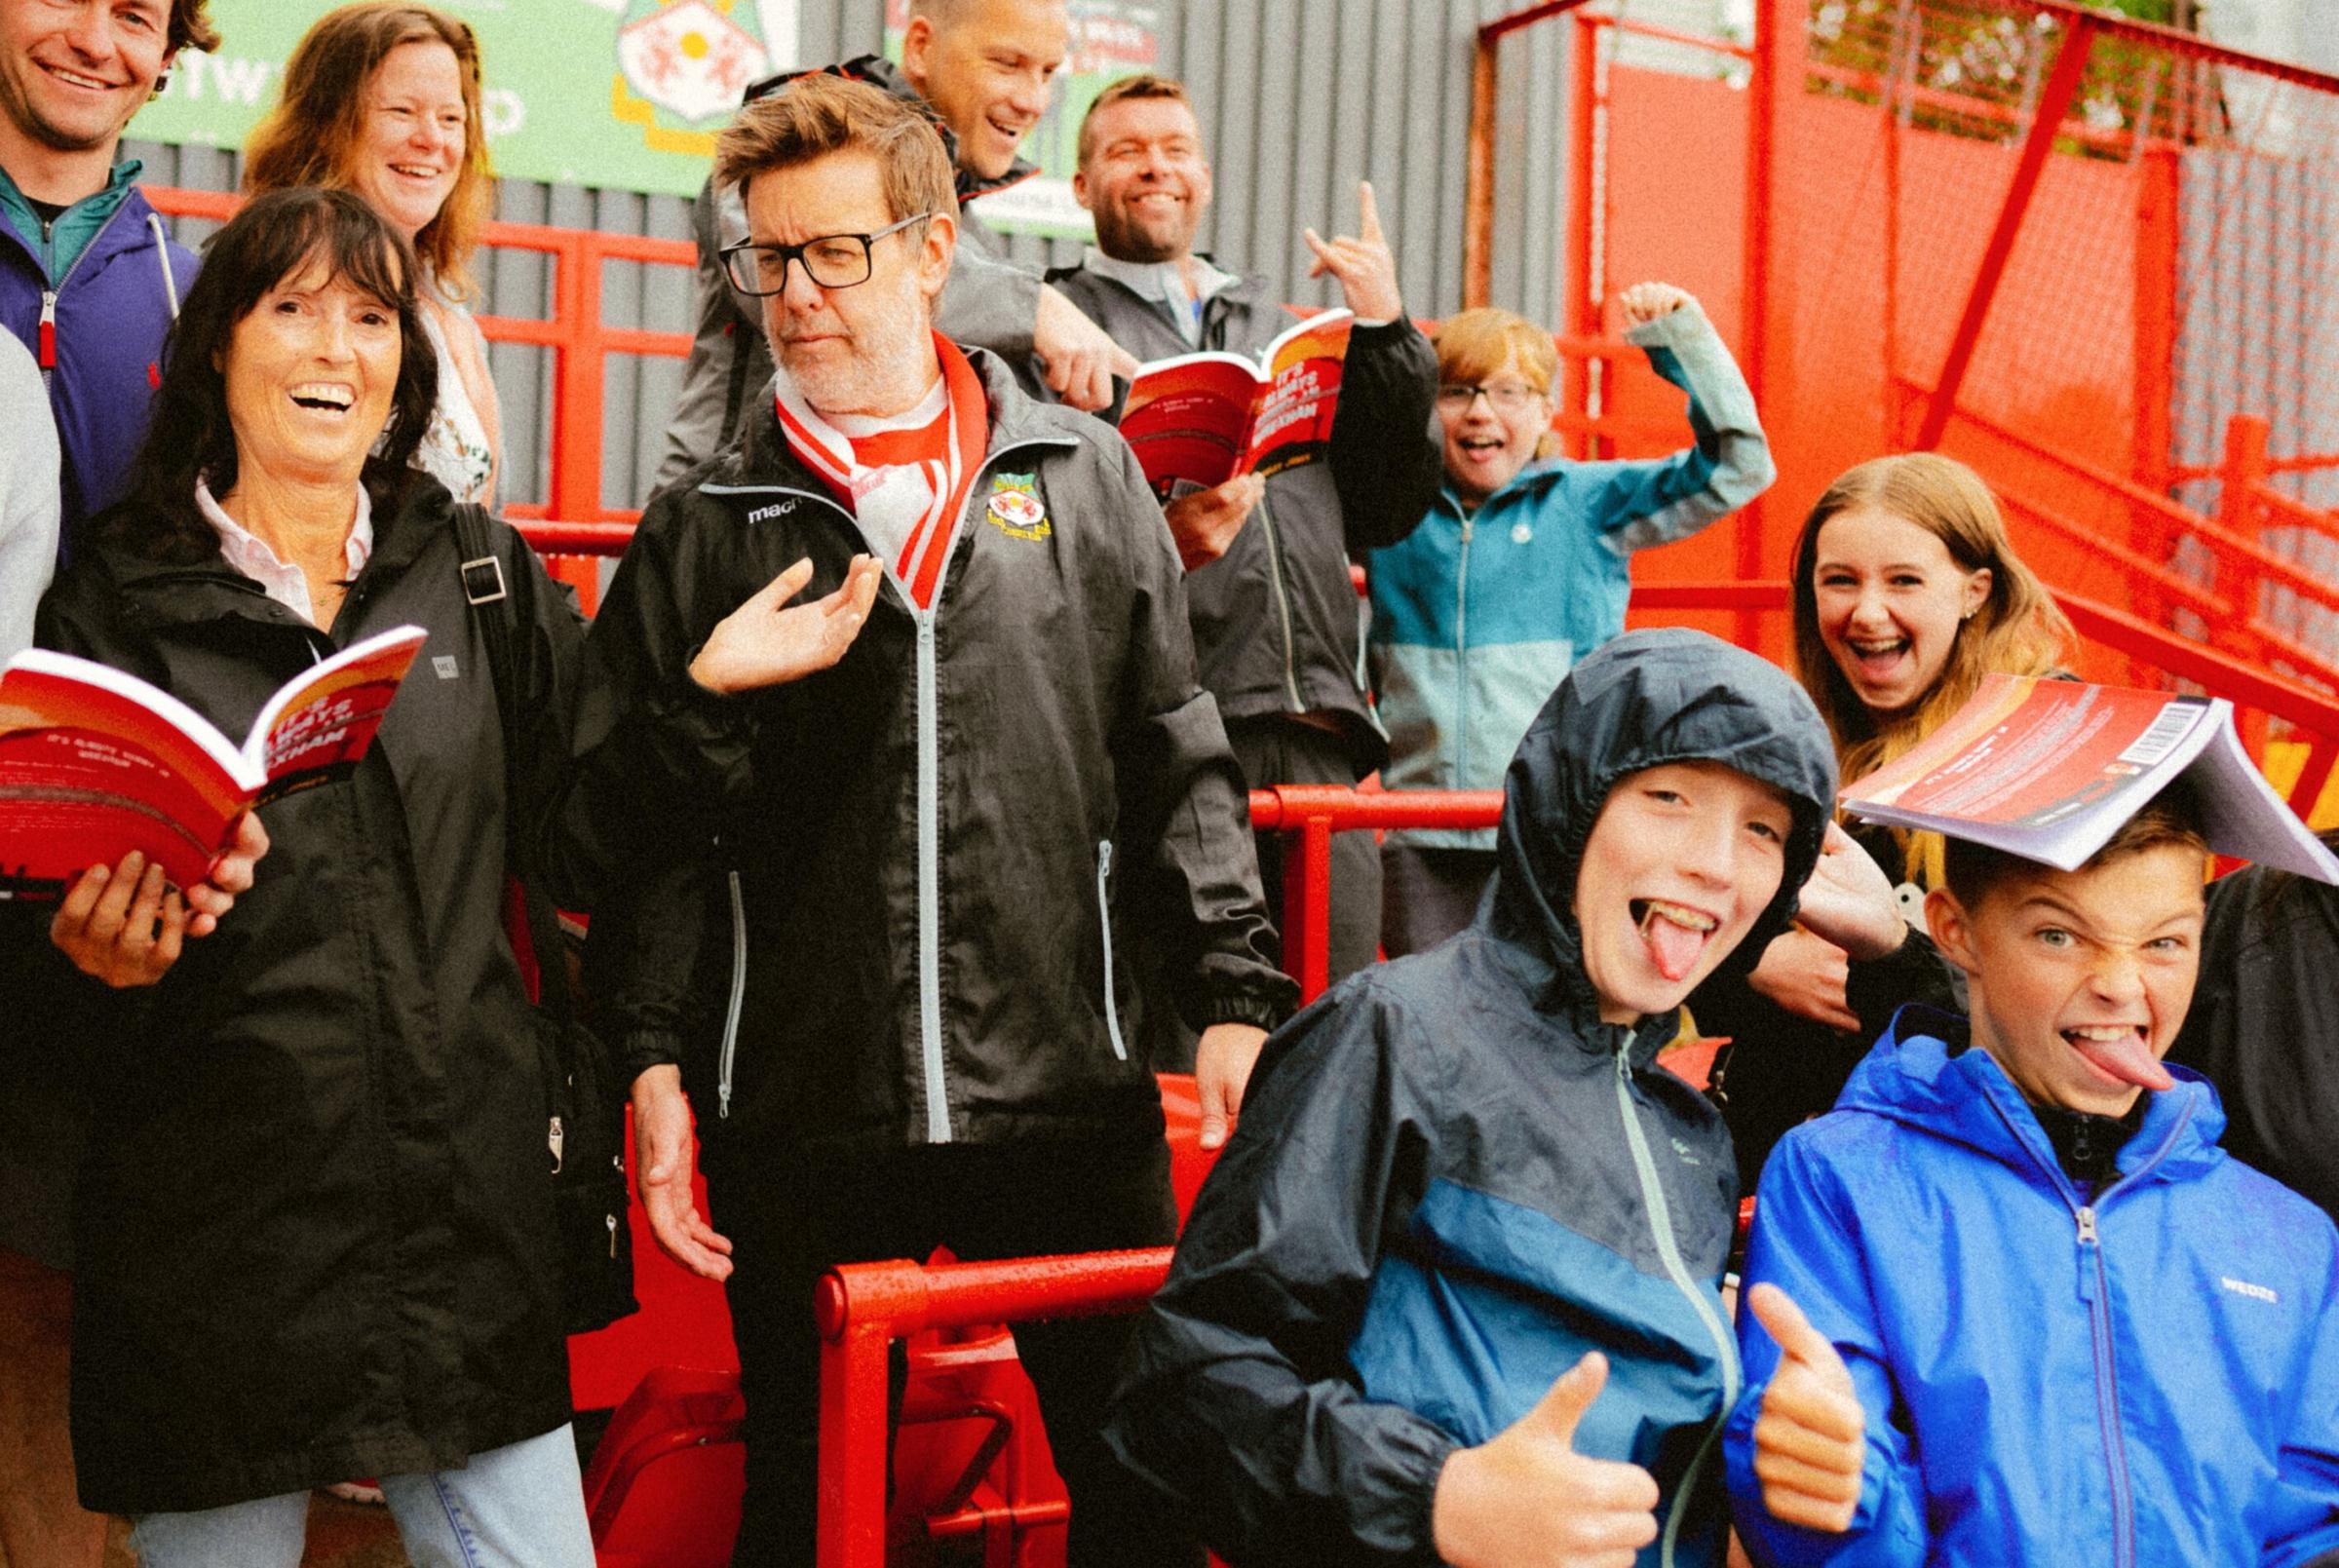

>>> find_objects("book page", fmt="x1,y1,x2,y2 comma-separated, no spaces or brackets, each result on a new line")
0,652,253,898
2185,720,2339,881
1120,354,1263,500
1245,309,1354,480
248,626,429,804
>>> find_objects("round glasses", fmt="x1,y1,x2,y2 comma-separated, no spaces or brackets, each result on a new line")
1437,381,1546,413
720,212,935,296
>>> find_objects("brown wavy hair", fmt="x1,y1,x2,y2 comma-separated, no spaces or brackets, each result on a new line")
1792,454,2073,874
242,4,492,301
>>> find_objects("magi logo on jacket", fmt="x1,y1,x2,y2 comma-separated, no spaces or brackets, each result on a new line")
986,472,1050,541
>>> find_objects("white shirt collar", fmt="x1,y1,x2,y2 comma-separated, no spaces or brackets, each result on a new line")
195,478,374,625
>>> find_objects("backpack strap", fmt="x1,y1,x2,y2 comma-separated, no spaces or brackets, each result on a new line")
449,501,575,1030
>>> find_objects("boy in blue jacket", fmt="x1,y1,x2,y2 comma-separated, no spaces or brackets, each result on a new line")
1106,629,1907,1568
1727,796,2339,1567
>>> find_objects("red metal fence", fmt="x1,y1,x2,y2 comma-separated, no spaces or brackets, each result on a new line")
1467,0,2339,693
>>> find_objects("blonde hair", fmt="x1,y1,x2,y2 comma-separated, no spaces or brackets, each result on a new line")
243,4,493,302
1434,308,1560,460
715,73,959,226
1791,454,2075,882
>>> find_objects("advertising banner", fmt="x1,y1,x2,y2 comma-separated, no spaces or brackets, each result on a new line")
133,0,1161,220
133,0,803,198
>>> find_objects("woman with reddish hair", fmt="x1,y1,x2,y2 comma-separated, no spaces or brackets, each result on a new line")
245,3,503,506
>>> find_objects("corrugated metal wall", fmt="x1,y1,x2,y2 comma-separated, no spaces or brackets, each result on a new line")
127,0,1577,515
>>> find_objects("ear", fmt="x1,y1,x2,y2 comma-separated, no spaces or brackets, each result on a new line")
1071,167,1092,210
1924,886,1979,975
1962,566,1993,621
916,211,957,300
900,18,936,93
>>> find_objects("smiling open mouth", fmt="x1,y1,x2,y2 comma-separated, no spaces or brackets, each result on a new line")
289,384,355,412
2063,1024,2174,1090
1630,898,1717,982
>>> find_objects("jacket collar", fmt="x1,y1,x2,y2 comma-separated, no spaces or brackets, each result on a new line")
89,472,451,631
722,342,1074,498
1839,1004,2226,1193
1437,455,1571,519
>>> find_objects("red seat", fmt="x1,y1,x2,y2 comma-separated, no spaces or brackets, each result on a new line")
583,1364,746,1568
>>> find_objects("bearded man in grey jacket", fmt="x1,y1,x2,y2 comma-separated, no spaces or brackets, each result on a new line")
1049,74,1442,993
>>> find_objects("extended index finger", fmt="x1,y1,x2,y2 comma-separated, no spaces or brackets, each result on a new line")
1748,1283,1849,1381
1356,180,1385,245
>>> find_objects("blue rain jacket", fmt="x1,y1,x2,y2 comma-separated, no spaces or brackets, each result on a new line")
1366,301,1773,849
1728,1008,2339,1568
1106,629,1840,1567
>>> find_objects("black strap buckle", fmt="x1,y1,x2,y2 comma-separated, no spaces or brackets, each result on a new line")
461,555,507,607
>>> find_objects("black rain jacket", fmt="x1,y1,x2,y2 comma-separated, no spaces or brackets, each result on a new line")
31,478,603,1513
1045,264,1440,767
587,348,1296,1158
1104,629,1838,1568
2167,844,2339,1226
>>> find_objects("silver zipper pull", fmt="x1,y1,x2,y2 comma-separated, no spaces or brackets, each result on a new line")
2077,1206,2098,1244
548,1116,564,1174
606,1212,619,1258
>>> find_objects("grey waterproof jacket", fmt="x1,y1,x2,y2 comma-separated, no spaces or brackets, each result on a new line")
1045,265,1440,764
590,348,1296,1156
1105,629,1839,1568
654,55,1047,487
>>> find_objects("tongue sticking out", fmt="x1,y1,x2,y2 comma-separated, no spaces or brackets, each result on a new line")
1640,907,1709,983
2070,1031,2176,1091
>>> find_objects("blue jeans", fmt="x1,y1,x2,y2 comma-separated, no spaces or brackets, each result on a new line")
128,1425,594,1568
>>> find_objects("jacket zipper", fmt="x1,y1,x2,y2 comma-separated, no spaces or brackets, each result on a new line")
1985,1090,2196,1568
718,868,748,1120
1255,492,1307,712
1612,1045,1741,1568
1095,840,1128,1060
29,198,141,384
1453,513,1474,782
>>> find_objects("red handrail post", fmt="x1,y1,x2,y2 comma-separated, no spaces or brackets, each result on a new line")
547,232,608,614
1916,13,2102,451
2220,414,2274,753
1281,804,1336,1005
816,1270,911,1568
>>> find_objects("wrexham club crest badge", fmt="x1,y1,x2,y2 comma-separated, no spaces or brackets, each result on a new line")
985,473,1051,541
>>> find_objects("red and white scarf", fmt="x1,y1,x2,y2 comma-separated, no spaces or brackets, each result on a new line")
773,332,989,610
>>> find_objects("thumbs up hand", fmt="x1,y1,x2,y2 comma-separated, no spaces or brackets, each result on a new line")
1746,1282,1866,1532
1431,1352,1663,1568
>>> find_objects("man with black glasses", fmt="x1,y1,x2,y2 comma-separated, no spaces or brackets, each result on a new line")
582,73,1294,1566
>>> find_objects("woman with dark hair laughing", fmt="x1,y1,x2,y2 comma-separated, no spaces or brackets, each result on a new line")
33,185,600,1566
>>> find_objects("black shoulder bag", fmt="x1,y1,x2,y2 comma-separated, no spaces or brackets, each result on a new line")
452,503,638,1335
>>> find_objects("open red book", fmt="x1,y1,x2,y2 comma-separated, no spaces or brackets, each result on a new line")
1120,307,1354,501
0,626,428,899
1840,673,2339,881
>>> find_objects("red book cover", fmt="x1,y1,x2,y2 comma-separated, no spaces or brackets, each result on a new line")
1120,308,1353,501
0,627,427,899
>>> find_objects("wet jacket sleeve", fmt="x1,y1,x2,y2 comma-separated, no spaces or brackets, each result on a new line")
1105,981,1459,1565
1585,300,1775,556
654,178,751,491
1726,1134,1929,1566
2265,1243,2339,1568
1109,439,1300,1033
1326,319,1440,554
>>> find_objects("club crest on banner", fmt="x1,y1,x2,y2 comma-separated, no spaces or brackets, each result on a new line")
614,0,789,152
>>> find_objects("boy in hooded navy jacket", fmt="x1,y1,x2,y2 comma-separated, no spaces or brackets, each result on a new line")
1726,799,2339,1567
1106,629,1913,1568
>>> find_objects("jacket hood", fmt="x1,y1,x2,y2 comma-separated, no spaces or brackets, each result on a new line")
1837,1005,2227,1188
1486,627,1837,1003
